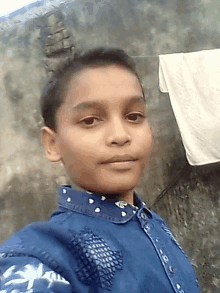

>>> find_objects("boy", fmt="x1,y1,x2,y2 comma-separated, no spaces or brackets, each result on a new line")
0,48,201,292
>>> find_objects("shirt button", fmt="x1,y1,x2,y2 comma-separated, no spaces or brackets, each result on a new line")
141,213,147,219
169,265,175,273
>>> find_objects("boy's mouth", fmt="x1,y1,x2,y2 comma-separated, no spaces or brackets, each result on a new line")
100,154,137,164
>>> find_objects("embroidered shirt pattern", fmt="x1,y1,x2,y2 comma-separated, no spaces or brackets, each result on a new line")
69,227,123,291
0,261,70,293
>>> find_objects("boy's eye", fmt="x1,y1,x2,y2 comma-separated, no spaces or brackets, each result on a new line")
126,113,145,122
80,117,101,127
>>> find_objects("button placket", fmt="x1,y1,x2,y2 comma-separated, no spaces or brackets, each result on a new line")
144,227,184,293
158,246,176,276
158,248,187,293
150,225,192,293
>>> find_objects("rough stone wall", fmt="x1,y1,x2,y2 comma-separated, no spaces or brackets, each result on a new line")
0,1,220,292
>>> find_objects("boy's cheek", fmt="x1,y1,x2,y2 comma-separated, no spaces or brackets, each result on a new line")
141,133,153,153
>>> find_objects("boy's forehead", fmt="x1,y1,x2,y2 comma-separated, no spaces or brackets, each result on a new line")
69,64,140,89
65,64,144,106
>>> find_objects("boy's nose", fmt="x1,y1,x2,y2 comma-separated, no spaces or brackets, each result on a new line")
106,117,131,146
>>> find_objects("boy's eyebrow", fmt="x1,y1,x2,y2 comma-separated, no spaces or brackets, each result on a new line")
72,96,145,111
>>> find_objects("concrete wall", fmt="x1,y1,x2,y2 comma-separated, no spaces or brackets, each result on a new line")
0,0,220,292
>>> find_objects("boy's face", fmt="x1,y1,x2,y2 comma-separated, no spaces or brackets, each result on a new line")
44,64,153,196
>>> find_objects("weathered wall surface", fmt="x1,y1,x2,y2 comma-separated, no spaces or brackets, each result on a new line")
0,0,220,292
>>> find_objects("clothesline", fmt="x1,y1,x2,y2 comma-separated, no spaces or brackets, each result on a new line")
131,55,158,57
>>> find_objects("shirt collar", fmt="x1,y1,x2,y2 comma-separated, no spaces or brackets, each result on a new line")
58,185,152,224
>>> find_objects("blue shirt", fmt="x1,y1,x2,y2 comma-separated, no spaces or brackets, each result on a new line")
0,186,201,293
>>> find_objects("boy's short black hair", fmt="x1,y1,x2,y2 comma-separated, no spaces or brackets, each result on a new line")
40,47,145,131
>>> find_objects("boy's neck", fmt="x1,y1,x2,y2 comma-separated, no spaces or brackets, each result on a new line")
119,190,134,205
70,183,134,205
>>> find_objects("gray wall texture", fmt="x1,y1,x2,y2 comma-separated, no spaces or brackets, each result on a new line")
0,0,220,292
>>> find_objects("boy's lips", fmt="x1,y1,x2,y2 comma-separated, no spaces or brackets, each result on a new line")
100,154,138,164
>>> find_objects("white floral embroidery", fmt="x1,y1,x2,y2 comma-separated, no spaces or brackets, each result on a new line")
1,263,70,292
2,266,16,279
43,271,70,288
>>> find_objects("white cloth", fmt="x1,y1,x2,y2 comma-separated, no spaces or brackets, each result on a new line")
159,49,220,165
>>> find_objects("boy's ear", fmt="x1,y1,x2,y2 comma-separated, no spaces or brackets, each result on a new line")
41,127,62,162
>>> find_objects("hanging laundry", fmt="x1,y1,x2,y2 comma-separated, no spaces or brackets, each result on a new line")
159,49,220,165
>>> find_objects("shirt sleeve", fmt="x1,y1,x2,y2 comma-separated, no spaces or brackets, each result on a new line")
0,256,71,293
